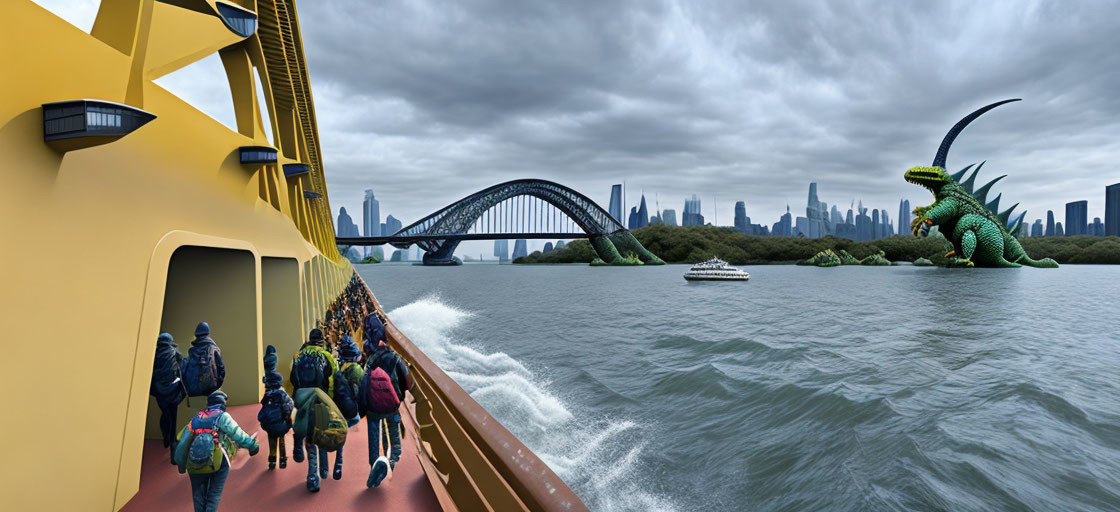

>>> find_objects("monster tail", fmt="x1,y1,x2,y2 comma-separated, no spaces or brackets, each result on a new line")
1020,256,1059,268
1005,236,1059,268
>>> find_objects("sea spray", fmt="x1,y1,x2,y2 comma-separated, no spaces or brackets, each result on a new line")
389,296,678,512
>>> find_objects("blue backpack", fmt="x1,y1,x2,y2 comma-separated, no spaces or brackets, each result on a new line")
294,352,328,391
184,342,222,397
257,391,292,435
186,410,224,473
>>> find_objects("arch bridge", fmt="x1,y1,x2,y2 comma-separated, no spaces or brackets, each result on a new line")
336,179,663,265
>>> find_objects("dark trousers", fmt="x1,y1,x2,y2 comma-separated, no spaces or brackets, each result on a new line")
366,413,402,466
157,400,180,453
267,433,287,462
303,437,329,481
188,461,229,512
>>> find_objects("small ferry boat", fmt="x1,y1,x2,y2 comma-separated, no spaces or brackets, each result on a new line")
683,258,750,281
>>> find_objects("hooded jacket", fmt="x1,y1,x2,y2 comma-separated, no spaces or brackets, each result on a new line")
188,336,226,387
359,344,413,416
151,334,186,403
361,314,386,359
174,405,258,474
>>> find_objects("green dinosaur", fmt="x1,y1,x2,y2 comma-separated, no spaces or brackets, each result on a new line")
903,99,1058,268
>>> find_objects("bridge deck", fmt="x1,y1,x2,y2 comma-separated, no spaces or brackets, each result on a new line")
337,232,590,246
122,403,441,511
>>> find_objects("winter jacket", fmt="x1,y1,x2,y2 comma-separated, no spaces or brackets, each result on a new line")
187,336,226,387
361,314,386,358
151,334,186,403
258,371,295,435
174,406,259,474
290,344,339,396
359,345,413,416
332,370,360,426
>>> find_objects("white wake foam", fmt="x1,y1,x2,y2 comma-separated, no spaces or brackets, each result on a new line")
389,296,678,512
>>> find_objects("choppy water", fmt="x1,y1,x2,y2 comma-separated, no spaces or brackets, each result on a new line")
356,263,1120,511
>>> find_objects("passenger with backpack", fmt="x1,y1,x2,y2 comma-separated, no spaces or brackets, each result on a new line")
151,333,187,460
174,390,259,512
184,322,225,397
357,314,414,488
257,345,294,470
327,334,364,481
289,328,340,492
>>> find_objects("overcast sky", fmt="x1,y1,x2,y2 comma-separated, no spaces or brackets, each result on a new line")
38,0,1120,254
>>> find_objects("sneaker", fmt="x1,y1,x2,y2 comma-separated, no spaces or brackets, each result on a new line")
333,465,342,480
368,460,389,488
268,456,277,470
293,445,304,463
279,457,287,469
307,476,320,493
319,465,328,480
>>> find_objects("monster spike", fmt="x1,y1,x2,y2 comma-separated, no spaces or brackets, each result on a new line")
985,193,1002,215
973,174,1007,204
960,161,985,194
950,163,976,183
932,98,1021,169
1008,211,1026,235
999,203,1019,226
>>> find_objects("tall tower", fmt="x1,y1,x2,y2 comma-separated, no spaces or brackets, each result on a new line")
362,189,380,257
608,184,623,223
1046,210,1055,236
1106,183,1120,236
898,199,911,235
734,201,748,233
1065,200,1088,236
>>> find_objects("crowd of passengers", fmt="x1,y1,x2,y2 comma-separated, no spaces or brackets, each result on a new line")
150,275,413,512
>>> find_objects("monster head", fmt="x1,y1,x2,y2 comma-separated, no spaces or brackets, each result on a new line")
904,166,953,194
906,98,1020,195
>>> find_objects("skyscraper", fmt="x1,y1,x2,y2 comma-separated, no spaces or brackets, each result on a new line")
493,239,509,262
871,209,880,239
898,199,911,235
636,194,649,229
1045,210,1055,236
512,239,528,260
1031,219,1043,237
1090,217,1104,236
682,195,704,226
1106,183,1120,236
662,209,677,226
1055,222,1064,236
627,206,640,229
830,205,843,232
1065,200,1088,236
363,189,380,238
734,201,748,233
381,214,402,237
805,183,825,238
335,207,360,238
772,205,792,236
608,184,623,223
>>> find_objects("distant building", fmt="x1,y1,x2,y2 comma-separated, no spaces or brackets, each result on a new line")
635,194,649,229
682,195,705,226
543,242,554,254
608,184,623,224
1106,183,1120,236
662,209,678,226
512,239,528,260
830,205,843,232
627,207,640,229
772,205,792,236
381,214,402,237
363,189,380,257
795,216,808,237
734,201,748,233
871,209,880,239
898,199,911,235
1030,219,1043,237
805,183,825,238
336,207,360,238
1090,217,1105,236
493,239,509,262
1045,210,1055,236
1065,200,1088,236
1055,222,1064,237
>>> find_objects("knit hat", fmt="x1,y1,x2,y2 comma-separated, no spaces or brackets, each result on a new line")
263,345,277,372
195,322,210,337
207,390,227,407
308,328,325,345
337,335,361,362
157,332,174,344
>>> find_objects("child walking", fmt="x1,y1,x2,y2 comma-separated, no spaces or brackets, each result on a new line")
257,345,295,470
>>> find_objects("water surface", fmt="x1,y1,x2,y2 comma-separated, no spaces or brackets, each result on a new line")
356,263,1120,511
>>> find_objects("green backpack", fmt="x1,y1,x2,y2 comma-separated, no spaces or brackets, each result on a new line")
177,410,237,474
293,387,348,452
340,361,364,397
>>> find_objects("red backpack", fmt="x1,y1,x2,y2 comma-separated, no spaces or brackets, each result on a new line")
365,365,400,415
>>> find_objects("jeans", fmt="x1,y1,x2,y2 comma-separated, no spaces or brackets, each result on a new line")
366,413,402,466
304,437,329,481
188,460,229,512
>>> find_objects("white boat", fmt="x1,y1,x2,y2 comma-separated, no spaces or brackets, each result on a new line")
683,258,750,281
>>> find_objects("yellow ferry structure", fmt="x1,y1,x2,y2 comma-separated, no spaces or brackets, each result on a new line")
0,1,586,510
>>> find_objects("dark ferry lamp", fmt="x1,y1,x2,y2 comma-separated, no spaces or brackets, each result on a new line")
239,146,277,164
42,99,156,152
159,0,257,38
303,190,322,199
283,163,311,178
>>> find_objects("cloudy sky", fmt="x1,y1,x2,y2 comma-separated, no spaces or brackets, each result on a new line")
37,0,1120,253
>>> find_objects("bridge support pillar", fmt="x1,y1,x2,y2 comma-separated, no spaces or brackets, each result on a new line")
422,240,463,266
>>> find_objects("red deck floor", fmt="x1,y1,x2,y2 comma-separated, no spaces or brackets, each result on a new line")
122,404,441,511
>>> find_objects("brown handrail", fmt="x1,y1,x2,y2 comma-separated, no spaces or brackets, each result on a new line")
356,276,588,512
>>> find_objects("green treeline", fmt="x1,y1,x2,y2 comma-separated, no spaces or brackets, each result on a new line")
513,224,1120,265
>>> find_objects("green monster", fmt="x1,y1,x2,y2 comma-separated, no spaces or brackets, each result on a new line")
904,99,1058,268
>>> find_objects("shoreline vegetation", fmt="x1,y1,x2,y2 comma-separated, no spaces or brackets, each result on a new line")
513,225,1120,265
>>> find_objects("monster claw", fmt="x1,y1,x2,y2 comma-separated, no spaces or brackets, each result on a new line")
945,250,955,257
925,219,933,225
